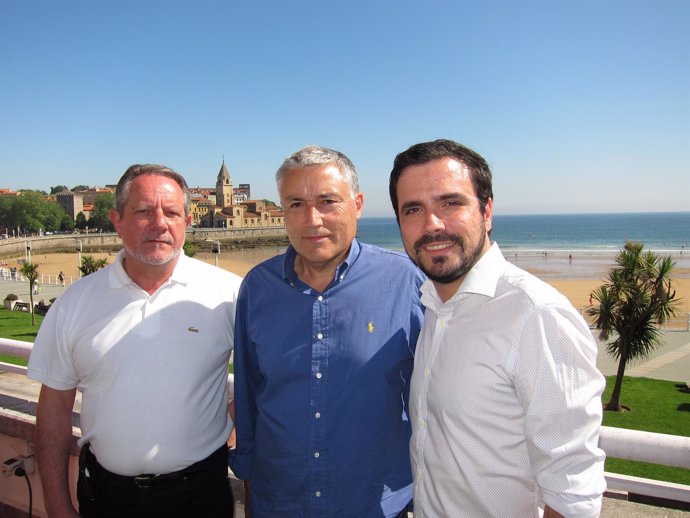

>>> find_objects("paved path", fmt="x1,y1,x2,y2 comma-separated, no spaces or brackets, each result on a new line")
626,341,690,380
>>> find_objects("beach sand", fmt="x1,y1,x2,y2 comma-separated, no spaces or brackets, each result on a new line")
3,248,689,315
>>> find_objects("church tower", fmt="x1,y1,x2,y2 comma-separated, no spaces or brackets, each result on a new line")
216,159,233,208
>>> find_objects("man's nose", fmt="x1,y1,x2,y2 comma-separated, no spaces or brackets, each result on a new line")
150,209,167,228
424,211,444,232
305,205,323,226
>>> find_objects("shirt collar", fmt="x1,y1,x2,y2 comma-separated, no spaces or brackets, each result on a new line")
108,249,189,290
282,239,360,289
420,242,505,309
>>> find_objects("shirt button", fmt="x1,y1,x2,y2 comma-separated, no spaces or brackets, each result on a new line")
317,333,323,340
314,451,320,458
317,295,323,301
418,419,425,428
424,367,430,377
315,491,321,497
315,412,321,419
316,372,322,379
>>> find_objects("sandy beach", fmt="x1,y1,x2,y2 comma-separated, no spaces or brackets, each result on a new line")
2,248,689,315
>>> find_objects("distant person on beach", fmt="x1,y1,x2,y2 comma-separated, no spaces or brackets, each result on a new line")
389,139,606,518
58,270,65,286
28,164,242,518
229,145,424,518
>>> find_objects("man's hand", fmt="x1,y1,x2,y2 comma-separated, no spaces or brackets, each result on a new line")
543,506,566,518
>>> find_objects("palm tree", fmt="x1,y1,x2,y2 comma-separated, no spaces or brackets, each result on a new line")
79,255,108,277
18,262,39,326
587,241,681,411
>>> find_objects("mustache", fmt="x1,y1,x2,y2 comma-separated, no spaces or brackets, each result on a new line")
414,232,462,251
143,233,174,244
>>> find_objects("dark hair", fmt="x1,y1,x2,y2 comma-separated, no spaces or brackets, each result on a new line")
115,164,191,217
389,139,493,220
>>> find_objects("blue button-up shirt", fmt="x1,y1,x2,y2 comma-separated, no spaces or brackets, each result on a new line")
229,240,425,518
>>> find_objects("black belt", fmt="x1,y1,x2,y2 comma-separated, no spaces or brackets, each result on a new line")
82,444,227,489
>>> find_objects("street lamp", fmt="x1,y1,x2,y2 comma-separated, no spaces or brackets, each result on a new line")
76,240,83,278
212,241,221,268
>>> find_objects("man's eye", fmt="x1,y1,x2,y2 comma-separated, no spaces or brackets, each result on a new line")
289,202,303,209
402,207,421,216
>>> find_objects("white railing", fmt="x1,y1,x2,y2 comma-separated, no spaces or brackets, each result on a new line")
1,337,689,505
0,337,31,375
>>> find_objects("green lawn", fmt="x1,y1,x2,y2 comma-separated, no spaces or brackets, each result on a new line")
0,307,43,366
0,308,688,485
602,376,690,485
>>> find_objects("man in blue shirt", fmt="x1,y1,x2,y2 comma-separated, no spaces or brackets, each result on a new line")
229,145,425,518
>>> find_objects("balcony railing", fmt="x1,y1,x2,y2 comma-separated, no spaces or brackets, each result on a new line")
1,337,689,508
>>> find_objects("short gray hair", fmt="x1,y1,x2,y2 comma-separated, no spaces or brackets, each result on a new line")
275,145,360,196
115,164,191,217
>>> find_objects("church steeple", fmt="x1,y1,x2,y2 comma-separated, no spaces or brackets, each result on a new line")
216,158,233,207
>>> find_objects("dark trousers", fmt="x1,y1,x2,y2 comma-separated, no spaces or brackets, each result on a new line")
77,444,234,518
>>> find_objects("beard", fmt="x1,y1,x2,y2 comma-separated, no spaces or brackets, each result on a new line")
411,230,487,284
124,236,181,266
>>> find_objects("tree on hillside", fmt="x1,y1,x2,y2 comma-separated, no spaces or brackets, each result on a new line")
0,192,64,234
75,212,88,230
19,262,39,326
183,240,198,257
79,255,108,277
50,185,70,194
72,185,91,192
89,193,116,232
587,241,681,412
60,214,75,232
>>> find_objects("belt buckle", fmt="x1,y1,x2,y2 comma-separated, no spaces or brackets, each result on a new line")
134,474,158,488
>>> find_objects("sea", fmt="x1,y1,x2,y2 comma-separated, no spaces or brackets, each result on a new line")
355,212,690,279
356,212,690,254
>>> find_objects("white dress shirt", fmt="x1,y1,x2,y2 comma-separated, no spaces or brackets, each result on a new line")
410,243,606,517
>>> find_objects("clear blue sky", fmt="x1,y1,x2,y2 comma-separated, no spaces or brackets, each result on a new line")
1,0,688,216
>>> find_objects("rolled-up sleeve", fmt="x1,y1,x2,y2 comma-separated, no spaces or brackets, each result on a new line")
516,304,607,517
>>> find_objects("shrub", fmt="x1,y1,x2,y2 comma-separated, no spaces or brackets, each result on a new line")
4,293,18,301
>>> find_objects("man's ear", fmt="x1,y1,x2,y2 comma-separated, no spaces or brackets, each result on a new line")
110,209,122,237
354,192,364,219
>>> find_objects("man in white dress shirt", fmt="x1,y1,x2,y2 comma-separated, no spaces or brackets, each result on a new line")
389,139,606,518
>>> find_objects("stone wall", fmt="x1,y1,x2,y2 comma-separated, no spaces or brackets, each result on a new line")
0,228,288,258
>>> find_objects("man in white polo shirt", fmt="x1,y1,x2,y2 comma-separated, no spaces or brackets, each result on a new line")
28,164,242,518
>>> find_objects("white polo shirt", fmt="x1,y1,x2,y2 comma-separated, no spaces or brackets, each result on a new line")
28,251,243,476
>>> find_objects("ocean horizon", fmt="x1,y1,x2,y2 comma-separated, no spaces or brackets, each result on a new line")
356,212,690,254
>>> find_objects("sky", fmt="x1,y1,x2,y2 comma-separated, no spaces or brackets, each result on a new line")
1,0,688,217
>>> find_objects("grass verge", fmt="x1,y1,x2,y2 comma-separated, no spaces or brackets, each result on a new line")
602,376,690,485
0,308,42,366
